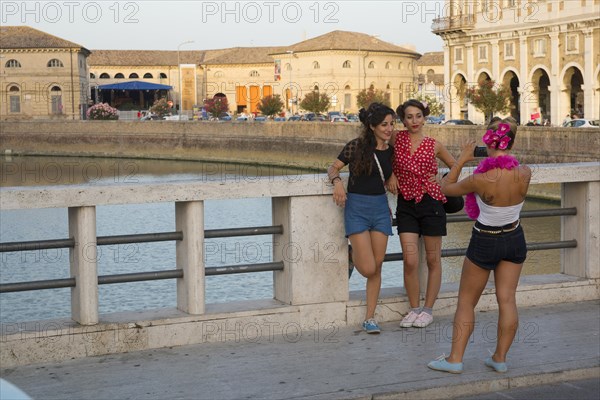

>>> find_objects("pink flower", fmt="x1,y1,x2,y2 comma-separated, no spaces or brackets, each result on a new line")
498,136,511,149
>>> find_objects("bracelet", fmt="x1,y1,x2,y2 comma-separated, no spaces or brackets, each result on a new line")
331,176,342,184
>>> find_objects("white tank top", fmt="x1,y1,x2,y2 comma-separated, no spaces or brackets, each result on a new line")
476,195,524,226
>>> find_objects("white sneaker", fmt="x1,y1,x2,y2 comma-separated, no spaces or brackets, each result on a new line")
399,311,420,328
412,311,434,328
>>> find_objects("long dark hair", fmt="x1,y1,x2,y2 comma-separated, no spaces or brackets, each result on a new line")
352,102,395,176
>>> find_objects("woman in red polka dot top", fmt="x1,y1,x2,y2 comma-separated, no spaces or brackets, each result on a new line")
389,99,456,329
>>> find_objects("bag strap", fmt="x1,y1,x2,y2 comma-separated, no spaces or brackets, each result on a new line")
373,153,386,189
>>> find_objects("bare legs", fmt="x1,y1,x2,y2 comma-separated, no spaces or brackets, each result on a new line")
349,230,389,320
446,258,523,364
399,233,442,309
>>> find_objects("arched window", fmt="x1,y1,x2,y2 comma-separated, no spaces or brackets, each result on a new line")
90,73,96,79
114,73,125,79
6,59,21,68
398,62,403,70
385,62,391,69
314,85,319,91
99,73,110,79
159,73,167,79
50,86,63,114
129,73,139,78
249,70,259,77
47,59,64,67
285,63,291,71
143,73,153,79
342,60,351,68
9,86,20,113
368,61,375,69
313,61,320,69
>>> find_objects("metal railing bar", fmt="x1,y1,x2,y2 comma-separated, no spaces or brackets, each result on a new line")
446,207,577,223
205,225,283,239
97,232,183,245
206,262,284,275
98,270,183,284
0,278,75,293
0,239,75,253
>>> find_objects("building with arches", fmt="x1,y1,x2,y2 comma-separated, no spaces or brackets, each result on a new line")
433,0,599,125
0,26,91,120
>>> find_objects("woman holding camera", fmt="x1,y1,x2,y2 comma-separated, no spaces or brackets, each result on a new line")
427,118,531,374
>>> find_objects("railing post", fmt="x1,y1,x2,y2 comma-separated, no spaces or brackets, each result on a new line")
175,201,205,314
561,181,600,279
272,196,348,305
68,206,98,325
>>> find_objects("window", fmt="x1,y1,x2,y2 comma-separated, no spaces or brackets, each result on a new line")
313,61,320,69
129,73,139,78
99,73,110,79
454,47,463,63
6,59,21,68
566,34,579,54
506,0,517,7
159,73,167,79
398,62,403,70
47,59,64,67
314,85,319,91
143,73,153,79
342,60,351,68
385,62,391,69
285,63,291,71
368,61,375,69
344,93,351,109
9,86,20,113
249,70,259,77
90,73,96,79
50,86,62,114
114,73,125,79
478,45,488,62
533,38,546,57
504,42,515,60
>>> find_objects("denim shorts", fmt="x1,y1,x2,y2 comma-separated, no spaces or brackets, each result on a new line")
344,193,393,237
395,194,447,237
466,223,527,270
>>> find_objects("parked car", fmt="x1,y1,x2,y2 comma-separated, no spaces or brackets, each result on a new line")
140,113,161,121
218,112,232,121
331,116,349,122
346,114,359,122
287,115,301,121
254,115,267,122
563,119,599,128
163,114,189,121
443,119,474,125
300,113,316,121
274,116,287,121
426,116,444,124
328,111,342,120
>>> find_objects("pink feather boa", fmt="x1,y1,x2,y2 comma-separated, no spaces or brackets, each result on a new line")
464,155,520,220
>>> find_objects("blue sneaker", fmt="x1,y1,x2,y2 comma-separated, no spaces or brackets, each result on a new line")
362,318,381,334
485,356,508,373
427,355,463,374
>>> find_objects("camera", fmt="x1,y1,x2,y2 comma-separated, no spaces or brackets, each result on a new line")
473,146,488,157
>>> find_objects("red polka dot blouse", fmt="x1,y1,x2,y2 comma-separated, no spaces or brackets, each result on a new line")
393,130,447,204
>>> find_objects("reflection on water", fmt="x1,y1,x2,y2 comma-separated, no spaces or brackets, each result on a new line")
0,156,561,323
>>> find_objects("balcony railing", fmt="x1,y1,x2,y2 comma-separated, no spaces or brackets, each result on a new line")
432,14,476,34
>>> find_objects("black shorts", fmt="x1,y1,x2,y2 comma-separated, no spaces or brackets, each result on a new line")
466,223,527,270
396,194,447,237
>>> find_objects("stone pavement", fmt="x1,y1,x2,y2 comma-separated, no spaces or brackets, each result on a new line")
1,300,598,400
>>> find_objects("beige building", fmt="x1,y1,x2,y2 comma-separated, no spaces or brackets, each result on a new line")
2,28,431,119
0,26,91,120
433,0,600,124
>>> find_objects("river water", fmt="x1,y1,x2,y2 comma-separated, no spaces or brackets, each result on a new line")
0,156,561,323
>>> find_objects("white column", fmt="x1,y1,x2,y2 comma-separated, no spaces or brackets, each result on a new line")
549,31,560,124
175,200,205,314
519,36,530,124
583,29,596,119
465,44,476,121
491,39,500,80
273,195,348,305
443,42,452,120
68,206,98,325
561,181,600,279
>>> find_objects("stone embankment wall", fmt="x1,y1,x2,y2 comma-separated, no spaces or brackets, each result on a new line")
1,121,598,169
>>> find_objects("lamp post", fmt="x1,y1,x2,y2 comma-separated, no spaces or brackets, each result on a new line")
177,40,194,121
286,50,294,115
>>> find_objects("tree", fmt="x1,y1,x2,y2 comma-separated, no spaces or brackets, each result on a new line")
299,91,330,114
204,96,229,119
87,103,119,120
465,80,512,123
407,92,444,116
257,95,284,118
150,98,171,118
356,88,391,109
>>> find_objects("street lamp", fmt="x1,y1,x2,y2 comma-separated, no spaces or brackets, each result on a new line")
286,50,294,115
177,40,194,120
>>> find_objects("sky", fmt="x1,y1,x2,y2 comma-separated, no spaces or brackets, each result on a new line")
1,0,445,54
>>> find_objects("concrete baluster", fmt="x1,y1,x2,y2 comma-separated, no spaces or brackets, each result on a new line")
272,196,348,305
561,181,600,279
175,201,205,314
68,206,98,325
